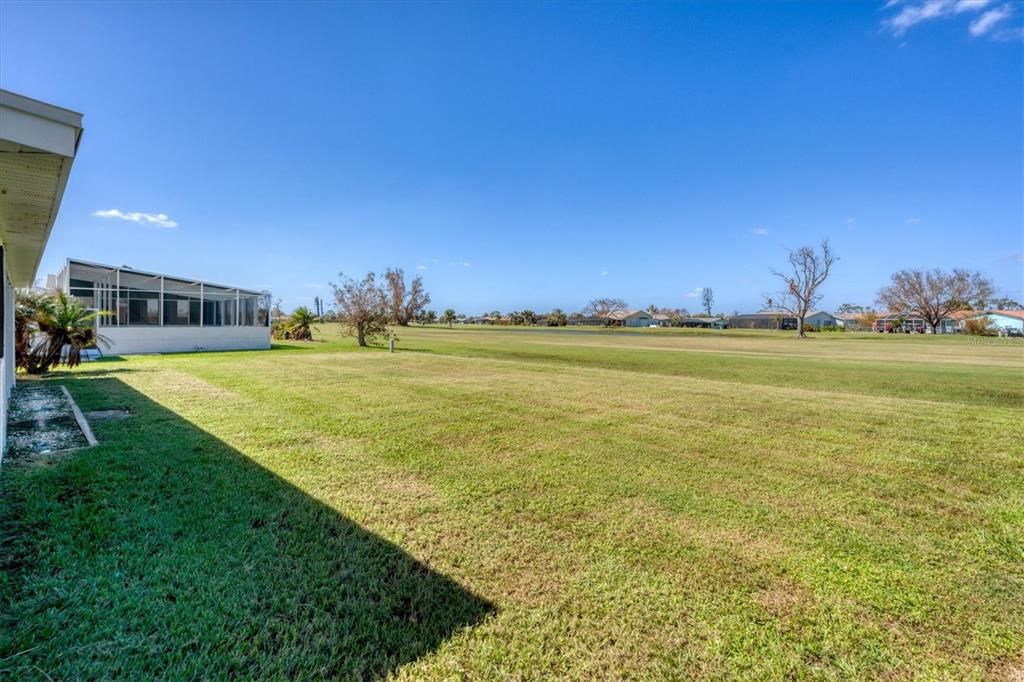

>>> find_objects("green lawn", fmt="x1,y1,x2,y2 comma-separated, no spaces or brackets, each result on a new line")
2,325,1022,678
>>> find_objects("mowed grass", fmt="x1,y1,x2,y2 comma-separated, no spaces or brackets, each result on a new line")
2,325,1022,678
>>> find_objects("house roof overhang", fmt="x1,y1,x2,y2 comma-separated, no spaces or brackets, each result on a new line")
0,89,83,287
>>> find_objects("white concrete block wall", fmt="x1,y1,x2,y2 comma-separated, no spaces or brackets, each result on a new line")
98,326,270,355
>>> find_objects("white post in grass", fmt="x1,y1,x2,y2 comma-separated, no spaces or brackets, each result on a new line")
389,335,395,353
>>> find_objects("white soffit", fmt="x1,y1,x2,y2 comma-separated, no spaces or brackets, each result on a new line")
0,90,83,286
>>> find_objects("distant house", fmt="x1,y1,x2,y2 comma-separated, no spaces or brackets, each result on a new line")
729,312,794,330
958,310,1024,334
805,311,841,329
873,313,957,334
464,315,498,325
680,316,727,329
651,313,672,327
836,312,867,330
568,314,605,326
729,311,839,331
568,309,654,327
606,309,655,327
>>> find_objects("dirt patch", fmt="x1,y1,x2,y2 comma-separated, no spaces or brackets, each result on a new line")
757,579,815,621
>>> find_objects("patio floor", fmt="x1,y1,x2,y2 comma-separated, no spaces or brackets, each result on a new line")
5,383,95,460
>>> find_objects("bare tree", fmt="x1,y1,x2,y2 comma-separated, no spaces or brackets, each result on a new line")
331,272,390,347
384,268,431,326
584,298,628,319
764,240,837,338
876,268,994,334
701,288,714,316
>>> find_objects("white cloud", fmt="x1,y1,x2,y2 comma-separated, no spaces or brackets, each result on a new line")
416,265,428,271
93,208,178,228
882,0,991,36
750,227,769,236
969,4,1013,35
600,270,609,276
462,261,471,268
846,217,856,225
905,217,922,224
685,287,703,299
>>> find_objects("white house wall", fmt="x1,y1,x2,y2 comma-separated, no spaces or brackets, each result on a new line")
1,260,12,455
99,326,270,355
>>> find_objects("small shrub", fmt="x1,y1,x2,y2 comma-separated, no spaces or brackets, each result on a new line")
963,317,997,336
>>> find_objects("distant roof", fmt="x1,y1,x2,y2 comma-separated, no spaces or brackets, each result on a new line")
974,310,1024,321
606,309,649,320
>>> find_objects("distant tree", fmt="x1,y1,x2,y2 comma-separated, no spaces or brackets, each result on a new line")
521,310,538,325
876,268,994,334
584,298,628,319
423,309,438,325
331,272,390,347
442,308,457,327
384,267,431,326
701,288,714,316
989,296,1022,310
271,298,286,325
646,304,658,314
546,308,568,326
836,303,867,314
763,240,837,338
857,310,878,330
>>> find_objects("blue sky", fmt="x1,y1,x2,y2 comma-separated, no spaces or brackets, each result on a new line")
2,0,1021,314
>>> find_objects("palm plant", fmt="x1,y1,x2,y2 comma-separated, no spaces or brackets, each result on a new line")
15,290,56,374
36,291,109,369
275,306,317,341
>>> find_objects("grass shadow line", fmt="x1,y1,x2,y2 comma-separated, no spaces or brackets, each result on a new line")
0,375,494,679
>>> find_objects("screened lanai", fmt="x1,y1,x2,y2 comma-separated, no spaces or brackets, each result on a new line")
55,259,270,328
49,259,272,355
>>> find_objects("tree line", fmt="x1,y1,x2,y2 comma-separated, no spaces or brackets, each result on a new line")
279,242,1014,344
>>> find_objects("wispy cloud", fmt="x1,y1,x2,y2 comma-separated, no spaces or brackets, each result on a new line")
846,218,856,225
750,227,769,236
93,208,178,228
969,4,1013,35
416,265,428,271
600,270,609,276
684,287,703,299
905,217,922,224
881,0,1004,37
462,261,471,268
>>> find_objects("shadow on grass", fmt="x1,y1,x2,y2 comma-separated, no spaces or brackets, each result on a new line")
269,342,321,351
0,376,494,679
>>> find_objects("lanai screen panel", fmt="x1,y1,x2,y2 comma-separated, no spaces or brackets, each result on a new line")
64,260,270,328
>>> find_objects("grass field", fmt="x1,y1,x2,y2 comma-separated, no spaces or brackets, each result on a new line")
2,325,1022,678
